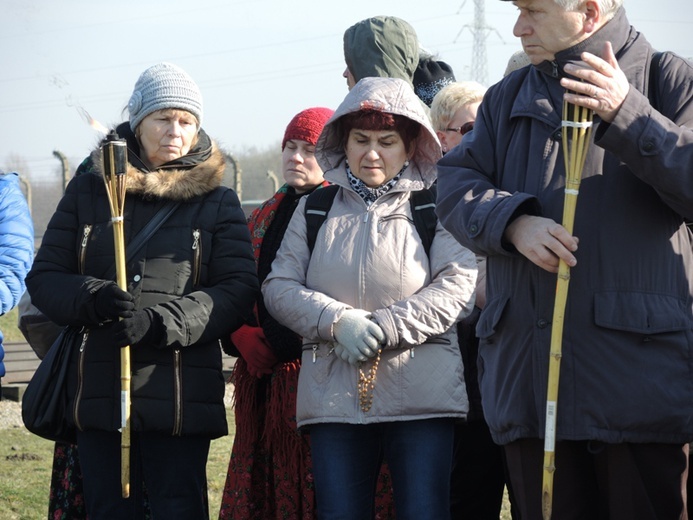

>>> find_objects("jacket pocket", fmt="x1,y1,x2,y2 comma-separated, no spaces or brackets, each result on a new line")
72,331,89,431
475,294,510,340
78,224,92,275
594,291,690,334
191,229,201,288
301,342,333,385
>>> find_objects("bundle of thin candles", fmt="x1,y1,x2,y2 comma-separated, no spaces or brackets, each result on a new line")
541,96,594,520
101,132,131,498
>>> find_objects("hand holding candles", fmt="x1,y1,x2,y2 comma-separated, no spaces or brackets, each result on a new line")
541,97,593,520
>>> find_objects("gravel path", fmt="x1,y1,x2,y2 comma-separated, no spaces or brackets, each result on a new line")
0,398,23,430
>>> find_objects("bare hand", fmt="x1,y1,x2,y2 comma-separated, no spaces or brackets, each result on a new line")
504,215,578,273
560,41,630,123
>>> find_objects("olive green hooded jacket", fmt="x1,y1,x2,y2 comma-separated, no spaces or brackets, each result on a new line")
343,15,420,88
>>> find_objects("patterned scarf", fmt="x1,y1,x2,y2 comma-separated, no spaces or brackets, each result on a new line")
346,160,409,206
246,185,289,267
247,181,331,265
244,182,329,319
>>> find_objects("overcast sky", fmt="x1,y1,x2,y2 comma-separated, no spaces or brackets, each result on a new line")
2,0,692,181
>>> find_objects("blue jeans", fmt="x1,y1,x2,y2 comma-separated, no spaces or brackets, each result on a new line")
310,419,455,520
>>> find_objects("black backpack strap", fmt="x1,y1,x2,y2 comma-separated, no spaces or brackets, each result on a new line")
304,184,439,257
410,184,438,257
304,185,339,254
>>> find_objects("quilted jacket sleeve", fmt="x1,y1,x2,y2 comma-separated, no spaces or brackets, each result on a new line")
371,221,478,349
0,173,34,315
262,196,347,342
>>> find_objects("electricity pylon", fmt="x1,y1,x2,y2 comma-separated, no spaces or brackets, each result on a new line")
455,0,504,85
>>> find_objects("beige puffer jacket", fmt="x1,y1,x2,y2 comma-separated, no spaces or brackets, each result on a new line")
262,77,477,428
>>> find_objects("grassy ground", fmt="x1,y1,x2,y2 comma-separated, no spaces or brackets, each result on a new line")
0,404,235,520
0,307,25,342
0,426,54,520
0,414,514,520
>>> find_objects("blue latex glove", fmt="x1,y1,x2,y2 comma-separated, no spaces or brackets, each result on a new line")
333,309,385,365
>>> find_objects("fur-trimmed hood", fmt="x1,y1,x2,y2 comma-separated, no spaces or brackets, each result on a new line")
89,122,226,201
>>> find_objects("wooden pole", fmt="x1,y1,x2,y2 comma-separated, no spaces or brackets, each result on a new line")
541,98,593,520
101,133,131,498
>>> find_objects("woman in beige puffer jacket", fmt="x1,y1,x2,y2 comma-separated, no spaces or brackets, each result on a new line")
262,76,477,520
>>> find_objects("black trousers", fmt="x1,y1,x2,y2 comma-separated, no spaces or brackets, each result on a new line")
504,438,689,520
77,429,210,520
450,419,514,519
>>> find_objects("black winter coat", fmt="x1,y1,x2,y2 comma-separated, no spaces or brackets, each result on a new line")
26,124,259,438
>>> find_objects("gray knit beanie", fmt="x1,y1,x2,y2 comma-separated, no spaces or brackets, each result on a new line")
128,62,203,131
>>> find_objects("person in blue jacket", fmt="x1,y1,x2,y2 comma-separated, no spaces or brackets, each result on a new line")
0,171,34,383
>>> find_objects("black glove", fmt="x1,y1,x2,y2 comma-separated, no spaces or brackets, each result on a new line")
94,283,134,320
113,309,163,348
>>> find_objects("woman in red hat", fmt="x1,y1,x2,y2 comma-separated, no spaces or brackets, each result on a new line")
219,107,333,520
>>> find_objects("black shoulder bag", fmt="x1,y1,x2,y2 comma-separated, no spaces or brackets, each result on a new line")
22,201,180,443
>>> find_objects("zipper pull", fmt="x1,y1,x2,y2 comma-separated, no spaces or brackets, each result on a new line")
81,225,92,247
312,345,318,363
192,229,200,250
79,332,88,352
410,347,415,358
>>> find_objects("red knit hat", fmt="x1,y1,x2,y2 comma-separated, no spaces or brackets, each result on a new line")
282,107,334,150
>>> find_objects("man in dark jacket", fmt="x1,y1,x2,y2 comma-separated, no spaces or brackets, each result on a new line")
436,0,693,518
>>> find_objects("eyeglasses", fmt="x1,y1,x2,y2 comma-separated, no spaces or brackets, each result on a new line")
445,121,475,136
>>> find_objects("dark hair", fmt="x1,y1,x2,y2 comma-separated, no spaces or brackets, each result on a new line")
339,109,420,152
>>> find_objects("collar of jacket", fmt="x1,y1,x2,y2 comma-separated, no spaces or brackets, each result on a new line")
513,6,651,125
90,122,226,201
536,7,631,79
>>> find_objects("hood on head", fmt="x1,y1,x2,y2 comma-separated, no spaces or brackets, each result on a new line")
316,77,441,186
343,16,420,87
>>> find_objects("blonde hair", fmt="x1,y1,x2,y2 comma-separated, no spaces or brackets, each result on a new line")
430,81,487,132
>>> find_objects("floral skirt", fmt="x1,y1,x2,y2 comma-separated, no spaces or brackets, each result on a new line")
49,442,88,520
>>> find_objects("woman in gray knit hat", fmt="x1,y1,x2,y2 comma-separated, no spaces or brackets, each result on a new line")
27,62,258,520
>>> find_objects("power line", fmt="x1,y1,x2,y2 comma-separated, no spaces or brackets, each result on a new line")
0,61,341,114
455,0,504,86
0,1,255,41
